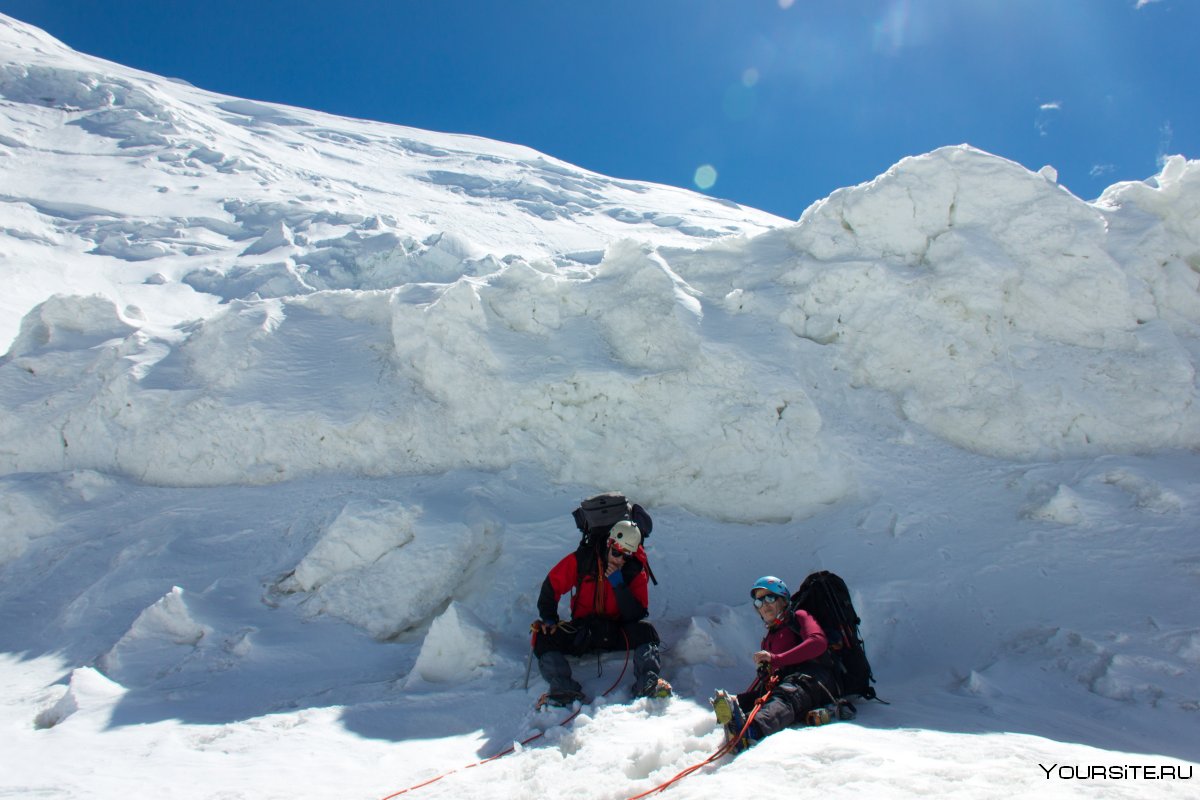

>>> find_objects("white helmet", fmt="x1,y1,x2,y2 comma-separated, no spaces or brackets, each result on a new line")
608,520,642,554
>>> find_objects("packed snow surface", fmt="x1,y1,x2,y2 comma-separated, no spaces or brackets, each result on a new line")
1,13,1197,800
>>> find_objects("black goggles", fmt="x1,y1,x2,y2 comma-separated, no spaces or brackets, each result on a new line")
752,593,782,608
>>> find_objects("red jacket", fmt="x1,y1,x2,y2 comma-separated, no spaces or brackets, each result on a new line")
538,546,650,622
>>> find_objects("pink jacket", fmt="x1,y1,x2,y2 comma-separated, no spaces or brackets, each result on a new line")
761,609,828,671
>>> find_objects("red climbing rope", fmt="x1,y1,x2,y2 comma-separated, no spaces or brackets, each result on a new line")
379,633,631,800
623,673,780,800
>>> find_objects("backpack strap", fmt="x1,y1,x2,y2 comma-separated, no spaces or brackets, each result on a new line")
637,547,658,586
782,609,844,692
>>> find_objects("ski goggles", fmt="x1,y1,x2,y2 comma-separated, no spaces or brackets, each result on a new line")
752,593,783,608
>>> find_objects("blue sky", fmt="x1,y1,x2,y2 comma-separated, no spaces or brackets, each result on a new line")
1,0,1195,219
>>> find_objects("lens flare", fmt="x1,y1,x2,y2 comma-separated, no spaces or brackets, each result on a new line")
694,165,718,190
873,0,911,54
723,84,756,121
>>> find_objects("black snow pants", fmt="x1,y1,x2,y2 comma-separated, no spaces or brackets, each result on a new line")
534,617,660,696
736,665,841,738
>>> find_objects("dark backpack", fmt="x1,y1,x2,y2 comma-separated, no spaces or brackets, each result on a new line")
790,570,879,702
571,492,656,584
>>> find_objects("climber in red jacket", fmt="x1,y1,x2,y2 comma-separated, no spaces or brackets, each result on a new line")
531,520,669,708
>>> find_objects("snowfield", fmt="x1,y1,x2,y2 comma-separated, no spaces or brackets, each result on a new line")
0,13,1197,799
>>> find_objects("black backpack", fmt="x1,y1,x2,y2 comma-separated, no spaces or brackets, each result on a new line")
790,571,879,702
571,492,656,584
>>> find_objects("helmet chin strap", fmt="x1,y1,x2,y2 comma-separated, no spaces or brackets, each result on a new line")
761,608,785,628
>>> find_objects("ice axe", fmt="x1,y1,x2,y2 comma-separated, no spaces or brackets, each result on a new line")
523,626,537,689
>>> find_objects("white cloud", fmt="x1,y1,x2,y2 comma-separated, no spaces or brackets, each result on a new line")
1135,0,1163,8
1035,102,1061,137
1157,120,1175,166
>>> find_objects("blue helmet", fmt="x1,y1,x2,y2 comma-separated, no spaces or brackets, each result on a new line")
750,576,789,600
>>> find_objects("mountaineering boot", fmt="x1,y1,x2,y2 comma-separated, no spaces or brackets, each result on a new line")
710,690,744,738
805,705,835,726
537,651,583,696
634,674,673,699
711,690,757,752
631,642,670,698
535,689,586,711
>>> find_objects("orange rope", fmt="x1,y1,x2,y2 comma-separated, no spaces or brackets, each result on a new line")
622,674,780,800
379,631,632,800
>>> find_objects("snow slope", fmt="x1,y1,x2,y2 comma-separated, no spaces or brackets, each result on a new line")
1,13,1197,800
